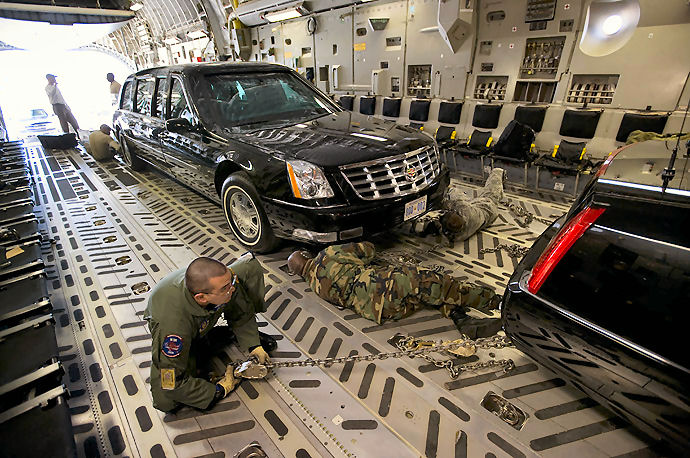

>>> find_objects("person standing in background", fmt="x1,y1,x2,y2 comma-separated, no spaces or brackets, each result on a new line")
45,73,79,134
107,73,121,105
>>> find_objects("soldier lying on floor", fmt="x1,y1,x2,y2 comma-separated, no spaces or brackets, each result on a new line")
410,167,505,246
287,241,502,338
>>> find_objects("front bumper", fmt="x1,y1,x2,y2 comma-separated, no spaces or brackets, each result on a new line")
263,167,450,243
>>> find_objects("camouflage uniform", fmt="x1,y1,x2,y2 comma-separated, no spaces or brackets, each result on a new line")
441,167,504,242
302,242,497,324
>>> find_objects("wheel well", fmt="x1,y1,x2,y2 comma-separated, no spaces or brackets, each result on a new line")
214,161,244,197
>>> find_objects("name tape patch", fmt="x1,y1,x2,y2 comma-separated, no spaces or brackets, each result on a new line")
161,368,175,390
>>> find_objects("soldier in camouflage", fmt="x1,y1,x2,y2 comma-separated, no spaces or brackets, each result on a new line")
411,168,505,245
288,242,502,338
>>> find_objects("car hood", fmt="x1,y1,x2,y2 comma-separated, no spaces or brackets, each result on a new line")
225,111,434,168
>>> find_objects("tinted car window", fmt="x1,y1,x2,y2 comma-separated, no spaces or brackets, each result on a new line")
153,77,168,118
121,81,133,111
192,72,336,128
541,197,690,367
135,77,154,115
169,78,193,123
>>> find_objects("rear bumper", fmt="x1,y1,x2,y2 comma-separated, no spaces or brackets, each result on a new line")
502,267,690,452
263,167,450,242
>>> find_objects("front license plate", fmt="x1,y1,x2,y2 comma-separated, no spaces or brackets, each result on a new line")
404,195,427,221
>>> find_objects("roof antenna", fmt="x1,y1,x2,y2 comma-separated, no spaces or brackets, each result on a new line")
661,94,690,194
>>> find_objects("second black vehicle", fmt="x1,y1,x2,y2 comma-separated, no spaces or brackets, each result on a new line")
501,138,690,453
113,62,449,252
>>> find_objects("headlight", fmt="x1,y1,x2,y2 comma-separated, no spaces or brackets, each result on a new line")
286,160,335,199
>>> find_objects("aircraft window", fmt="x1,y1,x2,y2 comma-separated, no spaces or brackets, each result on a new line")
120,81,133,111
152,77,168,118
169,78,193,122
134,78,154,115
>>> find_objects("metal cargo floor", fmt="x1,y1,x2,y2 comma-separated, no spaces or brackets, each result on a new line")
23,138,658,457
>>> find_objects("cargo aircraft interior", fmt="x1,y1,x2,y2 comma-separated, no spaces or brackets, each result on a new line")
0,0,689,457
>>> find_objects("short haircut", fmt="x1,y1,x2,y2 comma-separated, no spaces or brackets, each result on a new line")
106,72,114,79
100,124,111,134
185,257,227,294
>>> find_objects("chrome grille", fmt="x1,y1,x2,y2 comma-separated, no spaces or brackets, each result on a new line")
340,146,440,200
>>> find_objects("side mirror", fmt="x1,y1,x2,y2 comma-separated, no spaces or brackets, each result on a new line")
166,117,192,132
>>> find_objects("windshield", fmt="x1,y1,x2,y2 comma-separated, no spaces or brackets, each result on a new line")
192,71,338,130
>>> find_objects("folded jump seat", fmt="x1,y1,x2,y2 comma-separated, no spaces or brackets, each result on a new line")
616,112,669,143
338,95,355,111
359,96,376,115
435,101,463,162
408,99,431,130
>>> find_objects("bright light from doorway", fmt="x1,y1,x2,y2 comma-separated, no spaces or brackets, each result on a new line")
0,49,134,137
130,2,144,11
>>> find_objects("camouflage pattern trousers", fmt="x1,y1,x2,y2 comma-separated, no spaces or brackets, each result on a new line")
442,167,504,242
350,264,497,323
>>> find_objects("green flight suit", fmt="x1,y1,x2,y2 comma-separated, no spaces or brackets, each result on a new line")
144,255,266,412
303,242,497,324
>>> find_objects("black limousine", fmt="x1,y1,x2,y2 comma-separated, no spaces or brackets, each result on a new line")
113,62,449,252
502,138,690,452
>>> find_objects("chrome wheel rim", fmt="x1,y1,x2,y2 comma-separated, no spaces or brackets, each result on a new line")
229,190,259,240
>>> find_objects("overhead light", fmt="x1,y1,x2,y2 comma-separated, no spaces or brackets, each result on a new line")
163,37,179,45
263,4,307,23
130,2,144,11
602,14,623,35
187,30,207,39
579,0,640,57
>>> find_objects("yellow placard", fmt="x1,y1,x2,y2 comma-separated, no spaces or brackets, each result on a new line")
353,42,366,51
161,368,176,390
285,51,293,59
6,246,23,259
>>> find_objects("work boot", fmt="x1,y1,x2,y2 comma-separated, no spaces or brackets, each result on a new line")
449,308,503,339
259,331,278,353
471,291,502,314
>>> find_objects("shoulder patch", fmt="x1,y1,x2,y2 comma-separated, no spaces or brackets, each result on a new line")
162,334,183,357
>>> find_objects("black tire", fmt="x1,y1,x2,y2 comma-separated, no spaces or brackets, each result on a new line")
221,173,278,253
119,132,145,171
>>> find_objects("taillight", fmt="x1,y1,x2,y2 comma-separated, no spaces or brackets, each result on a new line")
527,206,606,294
594,146,625,178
